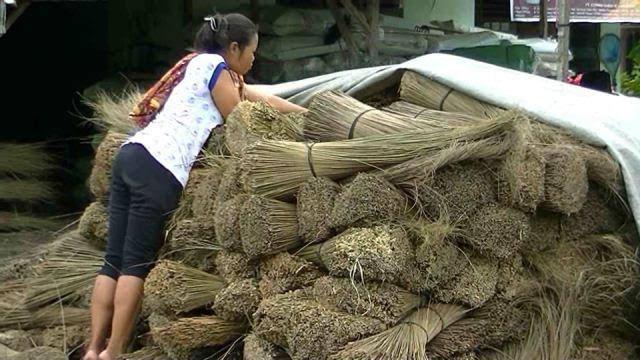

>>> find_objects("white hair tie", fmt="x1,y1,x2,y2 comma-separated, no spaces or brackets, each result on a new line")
204,16,219,32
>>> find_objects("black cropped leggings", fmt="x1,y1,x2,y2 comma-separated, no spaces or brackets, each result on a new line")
99,143,182,280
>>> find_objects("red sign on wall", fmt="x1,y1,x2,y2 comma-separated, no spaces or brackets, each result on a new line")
511,0,640,22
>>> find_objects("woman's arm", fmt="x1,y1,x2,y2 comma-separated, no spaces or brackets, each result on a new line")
212,71,306,118
245,84,307,113
211,70,243,119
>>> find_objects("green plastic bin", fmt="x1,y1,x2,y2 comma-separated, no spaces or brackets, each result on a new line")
443,43,537,73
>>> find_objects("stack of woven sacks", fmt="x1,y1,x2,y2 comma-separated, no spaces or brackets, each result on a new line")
254,8,339,83
5,71,636,360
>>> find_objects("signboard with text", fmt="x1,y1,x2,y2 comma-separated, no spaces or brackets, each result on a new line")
511,0,640,22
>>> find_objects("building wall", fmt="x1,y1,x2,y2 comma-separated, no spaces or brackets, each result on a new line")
403,0,475,28
193,0,275,19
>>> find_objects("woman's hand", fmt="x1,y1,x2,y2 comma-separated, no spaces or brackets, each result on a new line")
245,85,307,113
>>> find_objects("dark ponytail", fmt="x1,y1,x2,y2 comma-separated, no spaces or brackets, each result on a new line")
194,13,258,54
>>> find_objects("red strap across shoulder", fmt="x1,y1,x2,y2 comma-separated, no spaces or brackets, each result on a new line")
129,53,199,128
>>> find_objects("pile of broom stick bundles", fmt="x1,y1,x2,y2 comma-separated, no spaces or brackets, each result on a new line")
2,73,639,360
0,91,141,358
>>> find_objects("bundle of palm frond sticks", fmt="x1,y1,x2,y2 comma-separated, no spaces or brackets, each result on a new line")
212,278,261,321
332,303,468,360
258,252,323,298
242,114,514,199
243,333,289,360
144,260,226,315
296,225,417,290
214,194,249,251
214,250,256,283
384,101,481,125
0,143,57,178
296,177,341,244
0,212,59,232
399,71,504,119
253,290,386,360
0,302,90,330
309,276,424,325
330,173,409,230
239,195,299,258
225,101,304,156
24,231,104,309
151,315,247,360
305,91,478,141
83,88,142,134
0,142,59,231
77,201,109,248
166,219,219,256
89,131,128,200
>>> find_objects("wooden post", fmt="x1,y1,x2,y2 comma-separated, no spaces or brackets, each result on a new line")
340,0,380,60
326,0,358,62
556,0,571,80
366,0,379,60
539,0,548,39
1,0,6,36
340,0,369,30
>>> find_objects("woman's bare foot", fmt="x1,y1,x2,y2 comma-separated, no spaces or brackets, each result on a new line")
83,349,99,360
98,349,115,360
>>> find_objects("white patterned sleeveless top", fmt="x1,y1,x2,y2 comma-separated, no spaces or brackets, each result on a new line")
126,53,227,187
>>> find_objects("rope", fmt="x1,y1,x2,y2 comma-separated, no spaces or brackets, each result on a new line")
315,240,328,269
305,142,318,178
428,305,446,334
401,305,446,340
413,107,432,119
401,321,431,338
438,88,455,111
348,108,376,139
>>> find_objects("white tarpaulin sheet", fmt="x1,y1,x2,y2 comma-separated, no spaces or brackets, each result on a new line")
255,54,640,230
